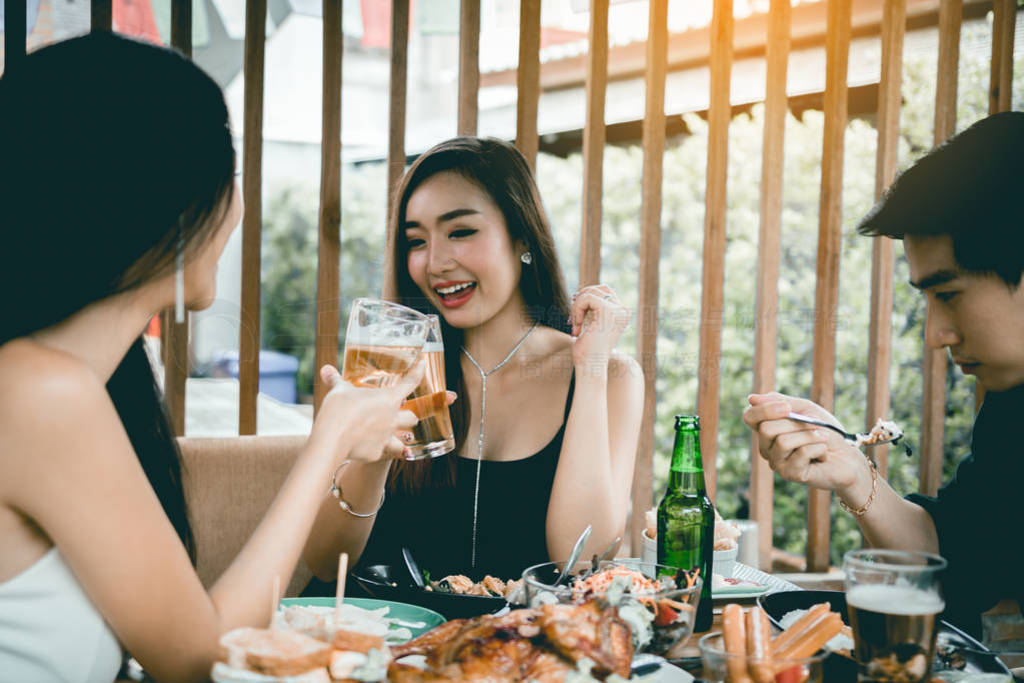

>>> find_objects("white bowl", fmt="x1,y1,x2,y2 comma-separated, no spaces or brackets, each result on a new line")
641,529,658,564
713,545,738,578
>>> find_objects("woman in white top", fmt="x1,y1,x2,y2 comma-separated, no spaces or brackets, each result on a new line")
0,33,419,682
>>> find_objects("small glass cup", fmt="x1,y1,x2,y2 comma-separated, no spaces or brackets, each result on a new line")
699,631,828,682
341,298,430,388
401,315,455,460
843,550,947,683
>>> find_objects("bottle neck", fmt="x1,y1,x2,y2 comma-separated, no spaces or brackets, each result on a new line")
667,428,706,494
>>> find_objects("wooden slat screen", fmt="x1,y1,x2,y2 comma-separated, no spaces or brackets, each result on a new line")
515,0,541,170
92,0,112,32
866,0,906,480
697,0,734,501
314,0,344,414
920,0,962,495
989,0,1016,114
380,0,410,302
163,0,194,437
239,0,267,435
631,0,669,559
4,0,27,72
750,0,791,571
458,0,481,136
807,0,852,573
94,0,1008,567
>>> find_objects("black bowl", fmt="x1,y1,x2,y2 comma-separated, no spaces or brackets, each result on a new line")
757,590,1011,677
350,564,507,621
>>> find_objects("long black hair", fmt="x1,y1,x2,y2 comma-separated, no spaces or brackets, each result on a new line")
0,33,237,561
385,137,571,494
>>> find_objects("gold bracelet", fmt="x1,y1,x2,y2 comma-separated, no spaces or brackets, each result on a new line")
838,458,878,517
328,461,385,518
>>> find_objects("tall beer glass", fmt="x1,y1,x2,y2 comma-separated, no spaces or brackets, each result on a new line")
844,549,947,683
342,298,430,388
401,315,455,459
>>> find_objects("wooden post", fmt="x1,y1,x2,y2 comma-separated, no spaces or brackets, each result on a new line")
458,0,481,136
383,0,410,300
751,0,790,571
866,0,905,479
580,0,609,288
920,0,961,495
808,0,852,573
315,0,343,414
632,0,669,559
239,0,267,435
697,0,733,501
988,0,1016,115
163,0,195,437
515,0,541,170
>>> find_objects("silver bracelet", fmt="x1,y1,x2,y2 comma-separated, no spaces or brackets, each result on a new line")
328,461,385,518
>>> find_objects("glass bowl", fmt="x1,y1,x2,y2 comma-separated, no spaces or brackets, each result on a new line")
699,631,828,682
521,559,703,657
520,559,592,606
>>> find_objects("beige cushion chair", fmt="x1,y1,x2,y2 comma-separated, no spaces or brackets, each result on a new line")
178,435,314,597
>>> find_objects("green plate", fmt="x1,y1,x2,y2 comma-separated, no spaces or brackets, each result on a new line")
279,597,445,640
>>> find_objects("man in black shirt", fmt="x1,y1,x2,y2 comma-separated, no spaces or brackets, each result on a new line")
743,112,1024,645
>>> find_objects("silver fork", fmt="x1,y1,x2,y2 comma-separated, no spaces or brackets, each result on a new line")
786,412,903,447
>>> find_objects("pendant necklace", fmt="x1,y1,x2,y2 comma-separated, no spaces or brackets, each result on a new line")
461,321,539,568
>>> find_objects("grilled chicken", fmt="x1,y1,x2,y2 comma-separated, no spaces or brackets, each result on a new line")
386,600,632,682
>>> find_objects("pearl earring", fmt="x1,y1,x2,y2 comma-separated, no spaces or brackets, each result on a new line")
520,252,533,265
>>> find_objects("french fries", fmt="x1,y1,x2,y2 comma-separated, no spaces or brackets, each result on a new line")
713,603,844,682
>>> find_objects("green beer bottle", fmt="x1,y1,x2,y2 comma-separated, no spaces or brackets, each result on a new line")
657,414,714,632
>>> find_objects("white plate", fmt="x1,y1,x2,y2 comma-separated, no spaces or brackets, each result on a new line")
711,562,800,600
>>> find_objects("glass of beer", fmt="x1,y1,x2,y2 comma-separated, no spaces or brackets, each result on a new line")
401,315,455,460
844,549,948,683
341,298,430,388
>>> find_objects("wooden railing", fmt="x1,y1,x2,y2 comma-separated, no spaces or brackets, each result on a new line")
7,0,1012,572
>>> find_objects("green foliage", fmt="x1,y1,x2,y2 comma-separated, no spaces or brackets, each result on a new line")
259,21,1022,563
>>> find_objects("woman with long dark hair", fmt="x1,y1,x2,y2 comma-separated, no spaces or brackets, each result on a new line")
0,33,419,682
305,137,644,582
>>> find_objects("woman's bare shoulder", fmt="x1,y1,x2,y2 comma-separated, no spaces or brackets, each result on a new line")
0,339,104,405
0,340,109,455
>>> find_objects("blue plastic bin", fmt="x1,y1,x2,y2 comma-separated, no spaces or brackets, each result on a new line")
209,349,300,404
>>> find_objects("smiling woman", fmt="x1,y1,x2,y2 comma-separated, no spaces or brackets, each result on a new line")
303,137,645,588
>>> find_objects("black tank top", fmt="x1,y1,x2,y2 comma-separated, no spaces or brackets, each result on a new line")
357,374,576,582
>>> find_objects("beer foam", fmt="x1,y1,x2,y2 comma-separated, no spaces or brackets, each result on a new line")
422,340,444,353
847,584,945,615
345,325,426,347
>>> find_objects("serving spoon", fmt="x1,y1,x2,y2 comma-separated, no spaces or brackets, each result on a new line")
553,525,592,587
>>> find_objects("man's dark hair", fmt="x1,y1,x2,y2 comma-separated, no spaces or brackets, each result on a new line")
857,111,1024,287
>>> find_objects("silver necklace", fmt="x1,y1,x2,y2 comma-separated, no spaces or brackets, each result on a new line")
461,321,539,568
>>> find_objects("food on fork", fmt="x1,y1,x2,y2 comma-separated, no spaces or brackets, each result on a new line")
856,418,904,447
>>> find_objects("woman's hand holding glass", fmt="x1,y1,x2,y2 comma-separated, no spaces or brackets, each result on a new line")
743,392,872,503
310,361,424,464
569,284,631,369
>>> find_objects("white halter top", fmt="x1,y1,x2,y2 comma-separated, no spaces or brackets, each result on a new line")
0,547,122,683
